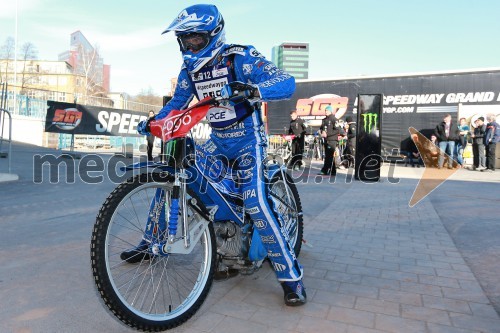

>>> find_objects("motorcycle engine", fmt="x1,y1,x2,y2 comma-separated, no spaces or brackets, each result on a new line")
214,221,244,257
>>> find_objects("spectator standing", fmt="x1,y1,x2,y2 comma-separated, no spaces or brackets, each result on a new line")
456,117,470,167
146,110,156,161
471,117,486,171
319,105,345,176
483,114,500,172
288,110,307,170
434,114,460,169
342,116,356,168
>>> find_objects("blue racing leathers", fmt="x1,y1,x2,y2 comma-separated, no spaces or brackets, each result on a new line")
156,44,302,281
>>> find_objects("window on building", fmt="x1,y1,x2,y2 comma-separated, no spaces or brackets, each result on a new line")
48,91,56,101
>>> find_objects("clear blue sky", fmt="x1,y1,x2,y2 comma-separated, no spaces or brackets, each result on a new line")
1,0,500,96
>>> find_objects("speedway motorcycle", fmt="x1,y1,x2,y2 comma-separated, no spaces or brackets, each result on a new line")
90,93,304,331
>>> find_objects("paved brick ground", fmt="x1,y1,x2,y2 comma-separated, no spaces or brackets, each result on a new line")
1,144,499,333
173,173,500,333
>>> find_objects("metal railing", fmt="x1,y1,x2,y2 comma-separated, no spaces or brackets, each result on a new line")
1,82,7,110
0,84,163,151
267,135,289,154
1,85,162,116
0,108,12,173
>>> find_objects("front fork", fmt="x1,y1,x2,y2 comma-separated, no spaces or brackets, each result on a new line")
148,169,196,256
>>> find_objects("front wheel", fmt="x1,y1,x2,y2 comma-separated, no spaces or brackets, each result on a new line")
268,170,304,257
91,172,216,332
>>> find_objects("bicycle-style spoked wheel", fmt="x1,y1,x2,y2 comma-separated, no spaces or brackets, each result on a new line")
268,171,303,257
91,173,216,332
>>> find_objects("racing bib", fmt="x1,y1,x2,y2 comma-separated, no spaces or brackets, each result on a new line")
190,63,253,129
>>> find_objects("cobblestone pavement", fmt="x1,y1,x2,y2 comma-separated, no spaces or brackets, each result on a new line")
1,144,499,332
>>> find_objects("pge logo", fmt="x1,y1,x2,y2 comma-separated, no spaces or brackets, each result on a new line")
52,108,82,130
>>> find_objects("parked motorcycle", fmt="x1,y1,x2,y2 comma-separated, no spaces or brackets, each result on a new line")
91,93,304,331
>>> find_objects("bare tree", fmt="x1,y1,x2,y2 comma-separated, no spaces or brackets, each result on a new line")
19,42,39,94
133,87,162,106
74,43,105,104
0,37,15,83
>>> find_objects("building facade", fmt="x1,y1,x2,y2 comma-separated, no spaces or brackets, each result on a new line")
0,59,79,105
271,42,309,79
58,30,110,95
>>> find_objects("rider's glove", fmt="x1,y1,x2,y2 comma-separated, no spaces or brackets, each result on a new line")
137,118,151,135
220,81,259,105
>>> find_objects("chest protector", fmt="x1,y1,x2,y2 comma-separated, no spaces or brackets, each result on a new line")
188,54,254,129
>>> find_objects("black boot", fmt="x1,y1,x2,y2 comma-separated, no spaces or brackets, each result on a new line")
120,241,151,263
281,280,307,306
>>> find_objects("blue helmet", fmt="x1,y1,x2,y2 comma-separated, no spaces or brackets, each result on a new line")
163,4,225,73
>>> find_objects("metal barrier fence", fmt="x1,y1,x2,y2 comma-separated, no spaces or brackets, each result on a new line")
0,86,162,118
1,82,7,110
0,84,162,151
0,108,12,173
267,135,289,154
267,134,325,162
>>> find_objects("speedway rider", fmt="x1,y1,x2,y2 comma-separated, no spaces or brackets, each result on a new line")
132,4,306,306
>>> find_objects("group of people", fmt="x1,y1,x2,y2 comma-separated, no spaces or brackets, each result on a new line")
288,105,356,176
435,113,499,171
471,115,500,171
405,113,499,171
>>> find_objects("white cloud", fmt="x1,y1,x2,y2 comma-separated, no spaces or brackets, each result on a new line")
34,23,176,50
83,28,176,52
0,0,44,18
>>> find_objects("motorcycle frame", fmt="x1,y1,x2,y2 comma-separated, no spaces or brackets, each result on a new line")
123,136,285,259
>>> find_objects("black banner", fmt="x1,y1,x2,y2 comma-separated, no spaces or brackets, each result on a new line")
355,94,382,181
45,101,148,137
266,69,500,152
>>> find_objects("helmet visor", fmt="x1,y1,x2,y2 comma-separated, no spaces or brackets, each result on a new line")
177,32,210,53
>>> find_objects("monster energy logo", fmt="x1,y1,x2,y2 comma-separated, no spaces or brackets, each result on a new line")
164,140,177,156
163,139,183,166
362,113,378,132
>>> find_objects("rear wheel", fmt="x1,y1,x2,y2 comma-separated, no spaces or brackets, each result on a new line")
91,172,216,331
275,144,292,165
